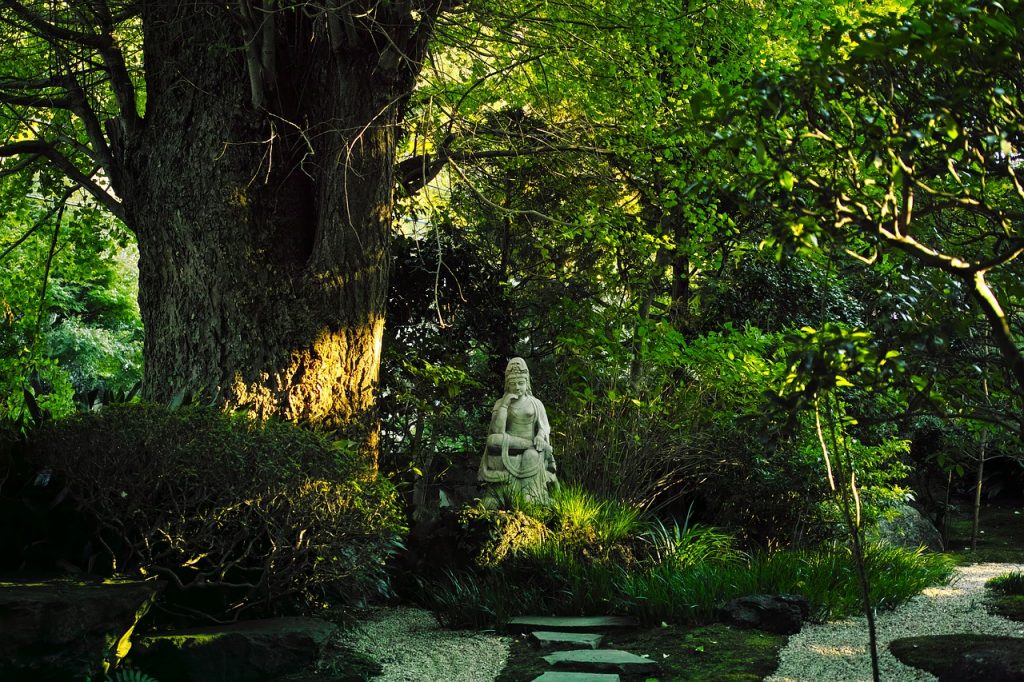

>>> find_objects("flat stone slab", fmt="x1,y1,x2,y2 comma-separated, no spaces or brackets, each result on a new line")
543,649,660,675
506,616,636,633
530,631,604,649
531,672,621,682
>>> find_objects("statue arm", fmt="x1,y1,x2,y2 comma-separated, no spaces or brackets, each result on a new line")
489,398,509,434
534,398,551,449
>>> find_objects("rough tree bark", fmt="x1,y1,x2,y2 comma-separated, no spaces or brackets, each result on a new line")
0,0,444,463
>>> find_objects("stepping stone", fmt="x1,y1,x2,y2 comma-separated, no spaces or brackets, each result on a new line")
530,672,620,682
530,631,604,649
506,616,636,633
543,649,661,675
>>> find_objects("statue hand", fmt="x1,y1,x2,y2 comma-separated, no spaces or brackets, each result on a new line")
499,392,518,408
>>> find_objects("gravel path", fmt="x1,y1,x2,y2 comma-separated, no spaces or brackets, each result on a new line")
338,606,511,682
768,562,1024,682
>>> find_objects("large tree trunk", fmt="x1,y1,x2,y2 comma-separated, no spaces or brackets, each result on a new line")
115,2,433,461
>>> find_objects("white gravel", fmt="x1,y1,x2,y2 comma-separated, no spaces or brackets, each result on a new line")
338,606,511,682
768,562,1024,682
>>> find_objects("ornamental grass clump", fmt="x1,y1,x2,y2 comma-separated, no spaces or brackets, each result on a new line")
26,403,404,623
986,570,1024,595
618,542,953,625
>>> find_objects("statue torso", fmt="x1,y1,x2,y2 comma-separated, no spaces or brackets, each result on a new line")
505,398,537,439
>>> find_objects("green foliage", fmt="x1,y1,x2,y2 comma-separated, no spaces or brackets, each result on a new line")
0,175,142,434
987,571,1024,596
22,404,404,623
715,0,1024,418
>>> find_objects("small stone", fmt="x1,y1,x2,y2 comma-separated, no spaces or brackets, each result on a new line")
530,631,604,649
543,649,661,675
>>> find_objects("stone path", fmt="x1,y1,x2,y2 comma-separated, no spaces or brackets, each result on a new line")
509,616,660,682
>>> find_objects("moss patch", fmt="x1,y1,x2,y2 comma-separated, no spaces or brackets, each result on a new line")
890,634,1024,681
987,594,1024,623
496,623,786,681
946,503,1024,565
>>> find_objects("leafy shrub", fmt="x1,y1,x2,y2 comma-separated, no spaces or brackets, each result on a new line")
987,571,1024,596
25,404,404,623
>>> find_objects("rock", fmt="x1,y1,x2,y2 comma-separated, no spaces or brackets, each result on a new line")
132,616,337,682
542,649,661,675
506,616,636,634
716,594,809,635
530,631,604,649
875,502,944,551
531,672,621,681
890,634,1024,681
0,578,162,682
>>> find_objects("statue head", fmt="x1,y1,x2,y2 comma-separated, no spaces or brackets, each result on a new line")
504,357,532,396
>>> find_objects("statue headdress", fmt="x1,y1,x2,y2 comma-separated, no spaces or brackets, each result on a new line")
505,357,529,380
504,357,533,395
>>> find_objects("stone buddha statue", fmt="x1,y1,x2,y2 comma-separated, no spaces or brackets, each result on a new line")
478,357,558,505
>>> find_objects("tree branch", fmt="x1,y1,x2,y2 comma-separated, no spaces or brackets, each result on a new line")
0,140,123,219
970,271,1024,398
0,0,108,47
90,0,142,131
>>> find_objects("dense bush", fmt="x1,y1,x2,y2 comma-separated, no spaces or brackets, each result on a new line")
23,404,403,623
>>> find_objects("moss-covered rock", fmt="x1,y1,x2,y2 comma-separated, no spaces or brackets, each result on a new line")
457,506,548,567
0,579,161,681
131,617,337,682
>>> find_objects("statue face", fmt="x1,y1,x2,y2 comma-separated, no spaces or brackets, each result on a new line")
508,376,528,396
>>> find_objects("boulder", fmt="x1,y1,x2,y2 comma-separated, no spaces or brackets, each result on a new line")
0,578,162,682
132,616,337,682
876,503,944,551
890,634,1024,681
716,594,809,635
